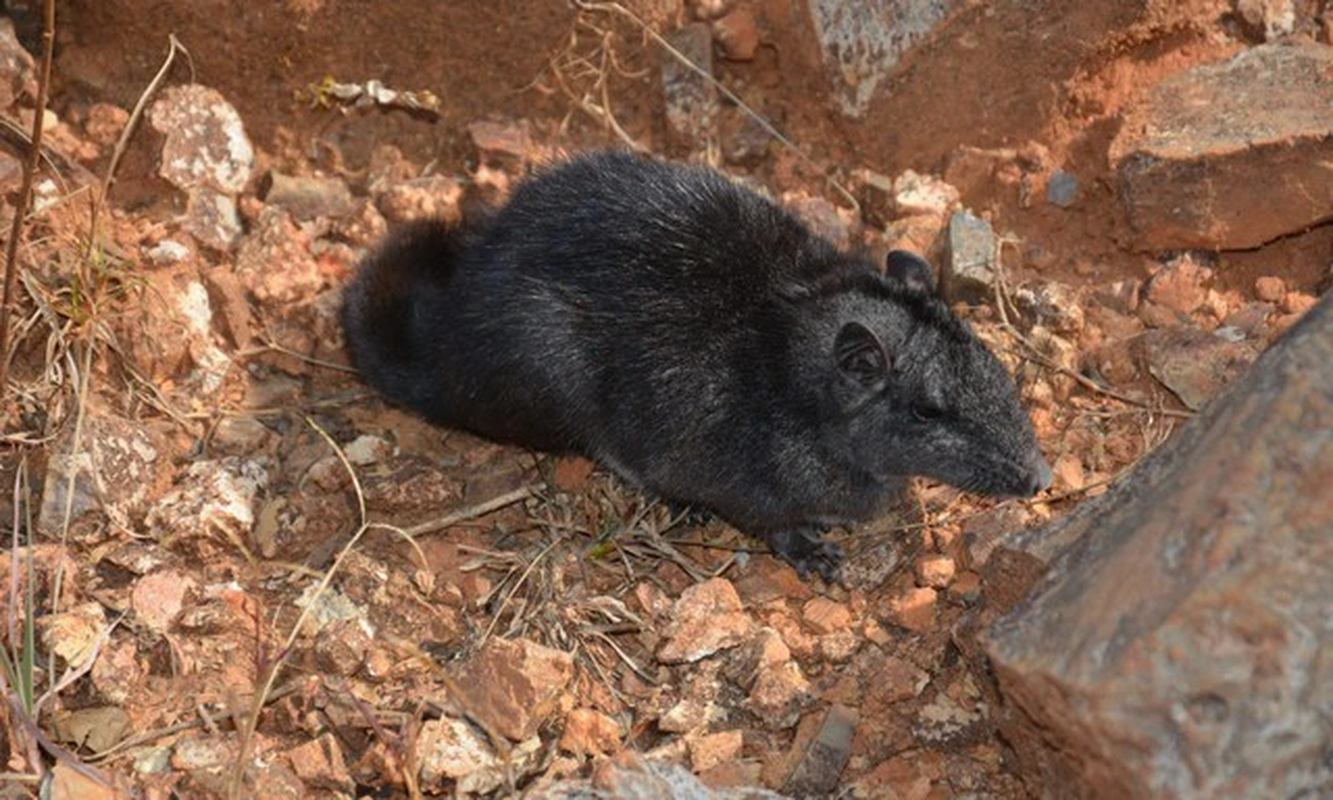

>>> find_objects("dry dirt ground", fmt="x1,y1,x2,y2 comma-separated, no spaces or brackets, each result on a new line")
0,1,1328,798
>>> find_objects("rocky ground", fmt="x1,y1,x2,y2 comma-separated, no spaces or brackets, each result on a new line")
0,1,1329,798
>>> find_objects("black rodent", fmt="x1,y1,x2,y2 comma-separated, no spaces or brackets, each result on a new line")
342,150,1052,581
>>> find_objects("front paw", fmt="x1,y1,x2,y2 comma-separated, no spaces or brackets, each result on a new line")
767,528,844,586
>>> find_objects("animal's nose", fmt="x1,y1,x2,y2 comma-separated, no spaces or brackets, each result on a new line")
1025,453,1053,496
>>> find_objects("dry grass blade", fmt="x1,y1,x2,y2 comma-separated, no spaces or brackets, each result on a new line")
227,416,370,799
479,534,565,645
87,34,189,258
541,18,648,151
46,342,94,667
87,681,303,765
33,612,125,720
0,0,57,401
402,485,541,539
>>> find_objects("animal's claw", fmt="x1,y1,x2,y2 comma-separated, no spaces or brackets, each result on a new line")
769,529,845,587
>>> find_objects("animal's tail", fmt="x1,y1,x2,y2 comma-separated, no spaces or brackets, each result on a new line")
341,218,467,419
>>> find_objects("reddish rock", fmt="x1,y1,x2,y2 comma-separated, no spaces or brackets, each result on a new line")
131,570,197,634
1112,44,1333,251
763,606,817,660
883,213,946,258
734,564,813,606
558,708,623,758
913,555,956,590
856,749,943,799
985,295,1333,798
49,762,131,800
376,175,465,225
202,266,256,348
148,84,254,251
946,570,983,605
313,618,372,677
286,734,354,793
1144,256,1213,316
1253,276,1286,303
699,761,764,790
40,602,107,669
235,206,323,305
91,638,142,705
467,119,536,167
885,586,937,633
819,629,861,664
150,84,253,194
747,660,813,731
713,7,760,61
893,170,959,217
84,102,130,148
455,637,574,742
1050,453,1085,493
731,627,791,686
633,580,674,620
865,655,929,706
801,597,852,634
1282,291,1318,316
657,578,753,663
689,729,743,773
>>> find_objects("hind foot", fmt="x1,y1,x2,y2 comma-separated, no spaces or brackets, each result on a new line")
766,528,844,586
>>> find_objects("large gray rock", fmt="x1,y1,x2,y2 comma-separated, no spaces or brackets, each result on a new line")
807,0,959,117
1111,43,1333,251
983,294,1333,799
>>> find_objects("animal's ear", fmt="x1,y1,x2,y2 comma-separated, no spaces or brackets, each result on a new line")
835,322,890,386
885,250,936,293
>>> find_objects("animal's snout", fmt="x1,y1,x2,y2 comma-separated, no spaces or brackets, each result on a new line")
1024,452,1054,496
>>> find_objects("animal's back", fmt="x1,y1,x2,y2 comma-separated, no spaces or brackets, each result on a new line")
342,151,824,457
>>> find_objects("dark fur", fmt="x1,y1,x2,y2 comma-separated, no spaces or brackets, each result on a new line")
343,150,1050,580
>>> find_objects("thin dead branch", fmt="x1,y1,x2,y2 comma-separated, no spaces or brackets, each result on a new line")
0,0,57,402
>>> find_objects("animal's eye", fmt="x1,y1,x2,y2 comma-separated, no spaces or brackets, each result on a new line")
912,403,945,422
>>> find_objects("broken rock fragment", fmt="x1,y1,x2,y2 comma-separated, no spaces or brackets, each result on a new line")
455,637,574,742
657,577,754,664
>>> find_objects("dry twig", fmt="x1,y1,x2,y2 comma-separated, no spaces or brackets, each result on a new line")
0,0,57,400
